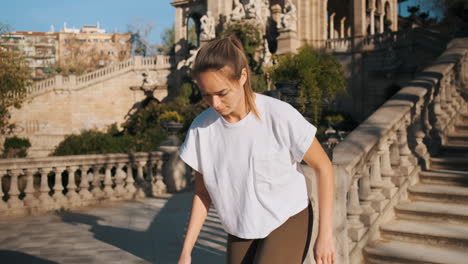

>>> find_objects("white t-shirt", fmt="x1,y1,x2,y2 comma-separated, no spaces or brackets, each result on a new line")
179,93,317,239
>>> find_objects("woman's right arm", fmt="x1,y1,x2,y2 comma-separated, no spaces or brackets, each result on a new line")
178,171,212,264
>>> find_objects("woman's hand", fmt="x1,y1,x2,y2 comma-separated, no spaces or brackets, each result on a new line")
177,253,191,264
314,232,336,264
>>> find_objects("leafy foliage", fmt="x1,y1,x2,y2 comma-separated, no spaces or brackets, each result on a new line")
0,44,32,135
268,45,347,125
220,21,263,73
2,136,31,158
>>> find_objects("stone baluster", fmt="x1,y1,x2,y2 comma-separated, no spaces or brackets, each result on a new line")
347,174,365,245
23,169,39,208
7,170,24,209
433,91,444,131
378,137,397,196
0,172,8,210
79,166,93,204
358,165,379,227
114,163,126,199
444,75,455,119
38,168,54,210
66,166,81,206
102,164,115,200
397,119,415,179
439,78,450,124
53,167,67,207
389,132,400,168
412,100,431,171
91,165,104,199
152,159,167,196
369,152,388,212
125,163,137,199
370,8,376,35
136,161,148,197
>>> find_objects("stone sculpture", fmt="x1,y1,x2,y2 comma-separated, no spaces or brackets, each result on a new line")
200,11,216,41
231,0,246,21
278,0,297,32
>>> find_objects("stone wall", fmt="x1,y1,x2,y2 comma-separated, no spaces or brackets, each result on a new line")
6,56,173,157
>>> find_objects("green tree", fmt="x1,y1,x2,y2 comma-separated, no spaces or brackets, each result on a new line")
220,21,263,73
0,24,33,135
269,45,347,125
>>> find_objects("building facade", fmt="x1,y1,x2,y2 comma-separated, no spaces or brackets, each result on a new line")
0,24,131,79
0,31,59,80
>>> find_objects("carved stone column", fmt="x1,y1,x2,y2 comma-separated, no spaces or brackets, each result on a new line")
0,172,8,210
329,12,336,39
23,169,39,208
7,170,24,209
370,8,376,35
38,168,54,210
52,167,67,207
66,166,81,206
114,163,126,199
347,175,365,244
79,166,93,204
369,152,388,212
358,165,379,226
152,159,167,196
124,163,137,199
378,138,397,198
103,165,115,200
340,17,347,38
91,165,104,199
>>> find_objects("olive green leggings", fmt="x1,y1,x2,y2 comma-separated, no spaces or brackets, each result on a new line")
226,201,313,264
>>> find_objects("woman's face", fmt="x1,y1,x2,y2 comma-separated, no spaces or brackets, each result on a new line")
197,68,247,118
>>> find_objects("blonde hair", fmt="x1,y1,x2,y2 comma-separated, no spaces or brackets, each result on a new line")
192,34,260,119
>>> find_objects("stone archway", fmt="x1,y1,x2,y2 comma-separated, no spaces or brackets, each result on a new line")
185,14,202,50
327,0,352,39
384,1,392,32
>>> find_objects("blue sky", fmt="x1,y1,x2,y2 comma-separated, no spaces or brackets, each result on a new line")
0,0,175,45
1,0,442,45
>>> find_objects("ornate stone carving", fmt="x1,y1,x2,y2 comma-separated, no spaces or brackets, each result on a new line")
278,0,297,32
230,0,246,21
200,11,216,41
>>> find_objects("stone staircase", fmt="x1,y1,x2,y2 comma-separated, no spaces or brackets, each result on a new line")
364,111,468,264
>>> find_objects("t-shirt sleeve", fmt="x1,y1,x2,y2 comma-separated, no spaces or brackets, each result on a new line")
285,104,318,162
179,127,202,174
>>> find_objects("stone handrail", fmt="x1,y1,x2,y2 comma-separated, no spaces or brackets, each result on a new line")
326,37,353,52
0,151,169,217
326,30,411,53
332,38,468,264
24,55,173,99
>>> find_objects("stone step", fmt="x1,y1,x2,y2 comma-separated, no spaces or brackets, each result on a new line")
438,145,468,157
408,183,468,204
365,239,468,264
380,219,468,250
395,200,468,225
430,156,468,171
419,169,468,186
454,122,468,132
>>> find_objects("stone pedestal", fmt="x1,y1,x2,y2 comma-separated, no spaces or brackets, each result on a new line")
276,29,299,55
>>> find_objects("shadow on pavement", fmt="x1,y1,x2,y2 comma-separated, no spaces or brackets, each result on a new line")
59,188,226,264
0,250,59,264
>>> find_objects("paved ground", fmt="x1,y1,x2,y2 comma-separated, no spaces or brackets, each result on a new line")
0,187,227,264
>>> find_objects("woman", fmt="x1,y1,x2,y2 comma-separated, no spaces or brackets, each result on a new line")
177,34,335,264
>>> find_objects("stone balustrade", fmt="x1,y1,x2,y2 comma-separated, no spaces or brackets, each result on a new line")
326,37,353,52
0,151,169,218
24,55,173,99
331,38,468,264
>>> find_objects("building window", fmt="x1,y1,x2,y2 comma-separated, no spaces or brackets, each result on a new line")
119,40,126,44
93,39,99,43
104,39,110,43
108,50,114,56
100,50,104,55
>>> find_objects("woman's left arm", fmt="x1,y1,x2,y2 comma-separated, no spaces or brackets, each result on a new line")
303,137,336,264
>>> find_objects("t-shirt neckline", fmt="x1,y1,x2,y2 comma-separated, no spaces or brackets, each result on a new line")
217,93,259,128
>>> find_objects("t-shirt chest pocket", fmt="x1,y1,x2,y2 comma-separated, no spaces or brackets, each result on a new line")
253,150,294,188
